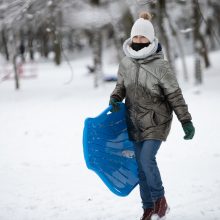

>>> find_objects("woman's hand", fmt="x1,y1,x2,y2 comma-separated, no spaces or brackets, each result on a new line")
182,121,195,140
109,98,120,113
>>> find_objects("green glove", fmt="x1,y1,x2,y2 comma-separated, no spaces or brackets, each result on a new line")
182,121,195,140
109,98,120,113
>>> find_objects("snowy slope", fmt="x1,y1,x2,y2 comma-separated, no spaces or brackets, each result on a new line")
0,51,220,220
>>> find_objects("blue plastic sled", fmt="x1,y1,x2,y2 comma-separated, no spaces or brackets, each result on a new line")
83,102,139,197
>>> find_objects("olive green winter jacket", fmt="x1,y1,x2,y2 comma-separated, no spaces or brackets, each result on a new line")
110,51,192,142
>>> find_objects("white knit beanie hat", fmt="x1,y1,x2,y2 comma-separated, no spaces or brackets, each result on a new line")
130,12,155,43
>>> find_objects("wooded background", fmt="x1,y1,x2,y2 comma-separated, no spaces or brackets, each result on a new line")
0,0,220,89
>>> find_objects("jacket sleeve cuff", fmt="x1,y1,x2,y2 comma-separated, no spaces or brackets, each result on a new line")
181,120,192,125
110,95,121,102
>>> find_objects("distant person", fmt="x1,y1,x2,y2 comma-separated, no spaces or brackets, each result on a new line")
19,41,25,62
109,12,195,220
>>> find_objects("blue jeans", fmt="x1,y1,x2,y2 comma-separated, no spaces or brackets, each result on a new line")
134,139,165,209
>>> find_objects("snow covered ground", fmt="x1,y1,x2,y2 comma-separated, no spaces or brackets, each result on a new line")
0,50,220,220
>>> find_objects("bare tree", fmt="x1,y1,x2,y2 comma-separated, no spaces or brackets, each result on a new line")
150,0,176,74
192,0,210,85
1,27,9,61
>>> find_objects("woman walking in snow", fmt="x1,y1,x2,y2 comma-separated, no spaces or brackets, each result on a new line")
109,12,195,220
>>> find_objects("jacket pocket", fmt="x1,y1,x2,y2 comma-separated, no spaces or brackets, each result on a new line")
136,110,156,131
153,110,172,125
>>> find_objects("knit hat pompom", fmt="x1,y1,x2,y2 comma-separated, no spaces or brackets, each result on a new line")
139,11,152,21
130,11,155,43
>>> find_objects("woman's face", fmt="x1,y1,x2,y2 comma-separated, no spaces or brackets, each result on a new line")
132,36,149,43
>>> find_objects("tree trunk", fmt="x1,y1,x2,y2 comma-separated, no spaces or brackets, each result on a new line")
152,0,176,74
10,30,20,90
109,4,133,61
42,32,49,58
2,28,9,61
195,54,202,85
192,0,208,85
192,0,210,69
53,9,62,65
92,30,103,88
198,33,210,68
89,0,103,87
28,28,34,60
111,22,125,61
54,36,61,65
19,29,25,62
121,7,134,40
165,11,188,81
13,54,19,90
68,29,74,51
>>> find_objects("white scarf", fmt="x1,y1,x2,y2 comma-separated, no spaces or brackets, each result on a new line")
123,37,159,59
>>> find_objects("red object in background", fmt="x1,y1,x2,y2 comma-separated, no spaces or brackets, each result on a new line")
0,61,38,81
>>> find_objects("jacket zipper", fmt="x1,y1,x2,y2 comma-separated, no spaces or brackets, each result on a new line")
133,62,142,142
134,63,140,99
